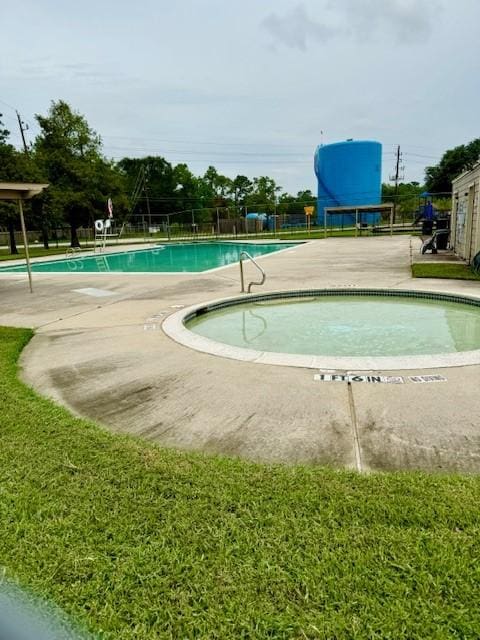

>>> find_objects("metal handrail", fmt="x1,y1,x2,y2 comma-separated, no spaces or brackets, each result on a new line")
65,247,82,259
239,251,266,293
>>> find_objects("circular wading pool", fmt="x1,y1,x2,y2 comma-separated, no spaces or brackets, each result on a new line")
162,289,480,370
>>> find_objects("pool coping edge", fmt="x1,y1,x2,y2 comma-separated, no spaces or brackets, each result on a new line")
162,288,480,372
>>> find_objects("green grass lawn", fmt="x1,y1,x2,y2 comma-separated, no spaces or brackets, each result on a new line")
2,327,480,638
0,246,98,262
0,247,73,261
412,262,480,281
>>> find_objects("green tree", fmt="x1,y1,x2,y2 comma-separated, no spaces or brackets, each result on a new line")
201,166,232,207
382,182,424,220
34,100,124,247
247,176,282,210
0,114,39,253
278,189,315,216
231,175,253,208
117,156,177,224
425,139,480,193
172,163,201,216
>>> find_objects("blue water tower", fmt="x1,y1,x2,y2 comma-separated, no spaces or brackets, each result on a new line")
314,140,382,226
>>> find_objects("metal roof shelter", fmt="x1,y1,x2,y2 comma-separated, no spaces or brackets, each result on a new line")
323,203,394,237
0,182,49,292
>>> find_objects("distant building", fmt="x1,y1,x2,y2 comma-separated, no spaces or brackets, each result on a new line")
451,163,480,262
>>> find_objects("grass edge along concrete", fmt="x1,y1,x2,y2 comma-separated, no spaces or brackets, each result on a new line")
412,262,480,280
2,326,480,638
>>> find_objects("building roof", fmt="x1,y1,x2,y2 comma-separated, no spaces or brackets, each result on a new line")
452,162,480,186
0,182,49,200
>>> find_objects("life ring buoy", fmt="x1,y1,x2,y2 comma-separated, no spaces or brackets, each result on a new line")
95,219,104,232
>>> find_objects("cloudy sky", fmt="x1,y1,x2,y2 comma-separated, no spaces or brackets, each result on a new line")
1,0,479,194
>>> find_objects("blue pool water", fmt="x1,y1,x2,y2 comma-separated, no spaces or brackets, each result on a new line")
187,294,480,356
0,242,299,273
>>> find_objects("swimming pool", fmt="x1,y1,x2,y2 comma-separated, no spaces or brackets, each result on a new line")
0,242,299,274
164,289,480,370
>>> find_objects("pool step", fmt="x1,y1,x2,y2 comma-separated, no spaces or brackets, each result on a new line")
95,256,109,271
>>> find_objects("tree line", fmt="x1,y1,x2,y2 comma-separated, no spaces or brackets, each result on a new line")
0,100,314,252
1,99,477,252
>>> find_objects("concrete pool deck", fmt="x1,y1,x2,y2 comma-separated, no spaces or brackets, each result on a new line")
1,235,480,473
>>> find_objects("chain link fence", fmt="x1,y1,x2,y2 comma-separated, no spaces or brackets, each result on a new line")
0,227,96,251
0,196,452,251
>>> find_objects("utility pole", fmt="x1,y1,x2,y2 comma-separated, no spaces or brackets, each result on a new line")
143,166,152,231
390,145,404,224
16,111,29,154
144,184,152,231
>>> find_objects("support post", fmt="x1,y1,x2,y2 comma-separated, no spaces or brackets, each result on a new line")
18,199,33,293
355,209,358,237
239,255,245,292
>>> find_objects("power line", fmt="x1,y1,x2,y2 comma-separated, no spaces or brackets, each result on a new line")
109,155,314,164
103,134,448,155
0,97,17,112
0,112,18,128
103,140,401,157
402,152,441,160
105,143,321,158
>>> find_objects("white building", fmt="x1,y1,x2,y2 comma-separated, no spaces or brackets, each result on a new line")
451,164,480,263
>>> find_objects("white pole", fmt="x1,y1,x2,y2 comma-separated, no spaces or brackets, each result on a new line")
18,199,33,293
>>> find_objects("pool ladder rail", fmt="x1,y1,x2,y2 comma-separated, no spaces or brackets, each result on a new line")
239,251,266,293
65,247,82,258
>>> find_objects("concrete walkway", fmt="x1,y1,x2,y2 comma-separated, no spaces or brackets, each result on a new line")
1,235,480,473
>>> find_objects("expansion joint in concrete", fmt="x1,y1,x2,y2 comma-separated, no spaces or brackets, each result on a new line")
347,381,363,473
